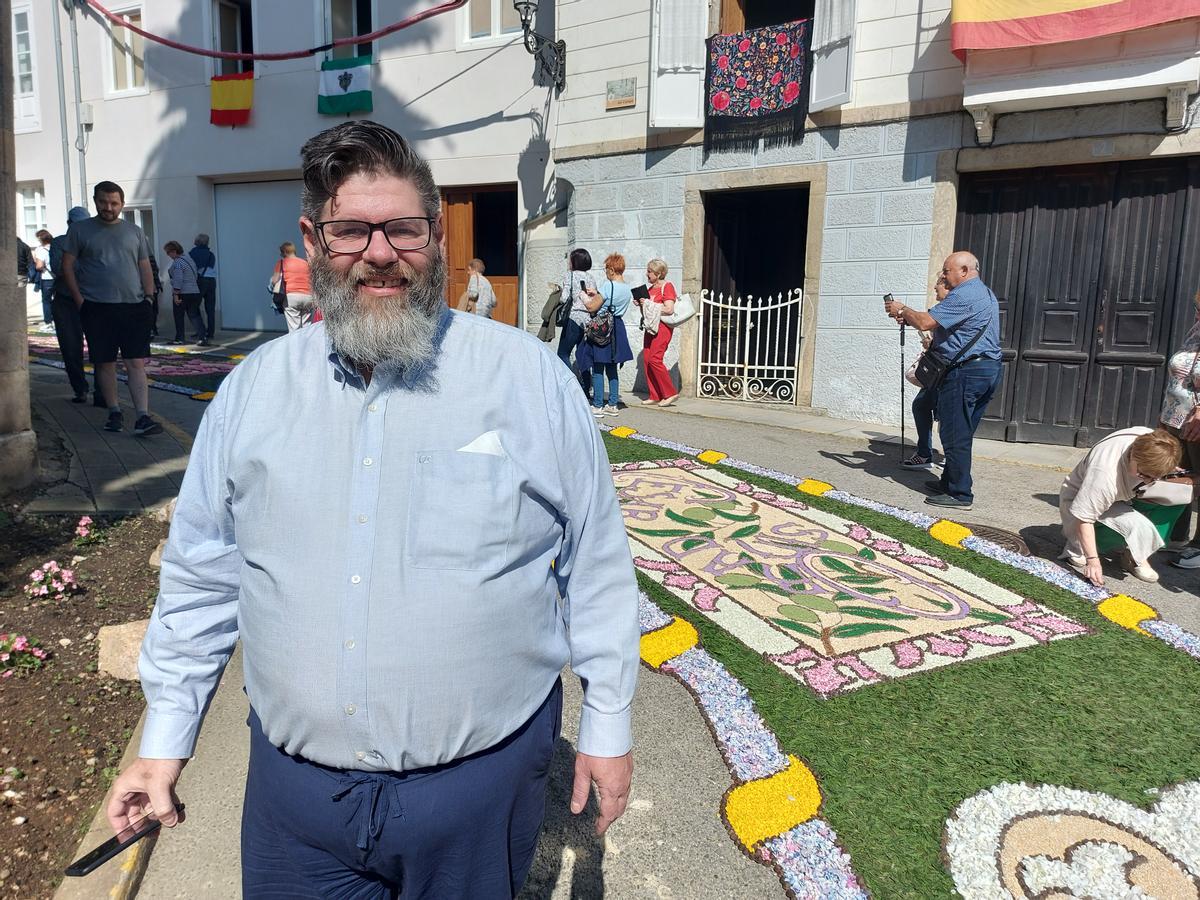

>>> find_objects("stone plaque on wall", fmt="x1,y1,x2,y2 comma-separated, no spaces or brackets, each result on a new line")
606,77,637,111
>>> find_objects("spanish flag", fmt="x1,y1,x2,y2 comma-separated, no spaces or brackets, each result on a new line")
951,0,1200,59
210,71,254,127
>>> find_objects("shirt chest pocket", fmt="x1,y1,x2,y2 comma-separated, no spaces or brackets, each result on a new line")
405,450,515,571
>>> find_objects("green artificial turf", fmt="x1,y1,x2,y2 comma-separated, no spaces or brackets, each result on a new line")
603,434,1200,896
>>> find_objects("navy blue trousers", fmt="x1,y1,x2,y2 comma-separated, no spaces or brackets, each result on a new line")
240,681,562,899
933,357,1002,503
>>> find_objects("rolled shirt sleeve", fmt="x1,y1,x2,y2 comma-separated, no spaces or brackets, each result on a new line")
549,364,639,757
138,388,242,759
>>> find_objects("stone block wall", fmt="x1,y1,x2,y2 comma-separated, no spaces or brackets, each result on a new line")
553,115,960,420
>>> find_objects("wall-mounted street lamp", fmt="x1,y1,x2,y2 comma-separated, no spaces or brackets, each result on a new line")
512,0,566,92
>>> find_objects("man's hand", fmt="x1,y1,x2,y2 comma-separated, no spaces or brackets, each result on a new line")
570,751,633,836
1084,557,1104,587
1182,408,1200,442
883,297,905,321
107,758,186,837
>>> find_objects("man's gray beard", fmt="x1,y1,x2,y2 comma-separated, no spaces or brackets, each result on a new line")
311,249,447,372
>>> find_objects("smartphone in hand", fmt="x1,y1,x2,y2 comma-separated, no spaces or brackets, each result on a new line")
64,804,184,877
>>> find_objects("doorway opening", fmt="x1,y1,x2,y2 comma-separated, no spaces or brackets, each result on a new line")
442,185,519,326
699,186,809,403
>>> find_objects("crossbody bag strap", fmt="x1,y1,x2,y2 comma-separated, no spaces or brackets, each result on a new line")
940,288,994,366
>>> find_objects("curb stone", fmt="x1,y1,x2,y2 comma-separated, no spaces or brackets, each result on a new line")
52,712,152,900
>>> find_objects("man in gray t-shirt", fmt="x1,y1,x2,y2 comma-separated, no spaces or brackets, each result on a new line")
60,181,163,437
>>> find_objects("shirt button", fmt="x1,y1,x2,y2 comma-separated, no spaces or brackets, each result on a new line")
363,457,373,467
345,704,356,716
368,403,378,412
358,514,368,524
344,639,356,650
355,751,365,761
350,575,361,584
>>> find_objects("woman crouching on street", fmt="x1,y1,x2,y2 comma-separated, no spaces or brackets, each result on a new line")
1059,426,1183,585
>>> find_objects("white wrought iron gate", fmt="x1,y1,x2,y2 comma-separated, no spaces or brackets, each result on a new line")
696,288,804,404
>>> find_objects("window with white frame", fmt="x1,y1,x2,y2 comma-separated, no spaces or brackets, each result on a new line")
109,6,146,92
12,3,40,131
121,206,156,256
17,182,48,246
326,0,373,59
466,0,521,41
214,0,254,75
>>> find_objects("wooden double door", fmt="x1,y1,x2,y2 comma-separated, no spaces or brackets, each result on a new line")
955,157,1200,447
442,186,519,327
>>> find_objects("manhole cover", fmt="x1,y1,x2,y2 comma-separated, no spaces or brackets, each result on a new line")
959,523,1031,556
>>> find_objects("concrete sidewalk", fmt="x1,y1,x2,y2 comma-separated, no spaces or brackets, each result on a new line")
24,366,191,515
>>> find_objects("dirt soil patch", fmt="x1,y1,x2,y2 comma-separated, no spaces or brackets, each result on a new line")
0,506,166,898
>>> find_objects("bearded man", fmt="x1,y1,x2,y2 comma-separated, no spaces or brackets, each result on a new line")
107,121,639,898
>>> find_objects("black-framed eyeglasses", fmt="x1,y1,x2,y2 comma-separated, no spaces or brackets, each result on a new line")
314,217,433,254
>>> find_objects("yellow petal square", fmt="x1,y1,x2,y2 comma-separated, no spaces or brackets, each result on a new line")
930,520,972,548
609,426,637,439
724,755,822,850
640,617,699,668
698,450,728,465
1097,595,1158,636
798,478,833,496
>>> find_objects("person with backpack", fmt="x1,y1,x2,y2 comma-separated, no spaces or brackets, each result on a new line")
189,234,218,341
576,253,635,418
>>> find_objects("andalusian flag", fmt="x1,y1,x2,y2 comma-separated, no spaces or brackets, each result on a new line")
210,71,253,126
951,0,1200,59
318,56,373,115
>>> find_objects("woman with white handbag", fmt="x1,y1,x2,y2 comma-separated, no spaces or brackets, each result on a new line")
639,259,684,406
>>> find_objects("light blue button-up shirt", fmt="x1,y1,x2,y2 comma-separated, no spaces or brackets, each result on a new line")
138,310,639,771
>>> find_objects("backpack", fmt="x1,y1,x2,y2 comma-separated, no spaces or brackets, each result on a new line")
583,281,616,347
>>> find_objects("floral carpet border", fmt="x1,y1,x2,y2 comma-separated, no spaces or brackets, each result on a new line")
603,424,1200,663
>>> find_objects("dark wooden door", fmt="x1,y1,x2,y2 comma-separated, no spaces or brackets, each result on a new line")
955,158,1199,446
1010,166,1112,443
1080,160,1188,443
954,173,1030,440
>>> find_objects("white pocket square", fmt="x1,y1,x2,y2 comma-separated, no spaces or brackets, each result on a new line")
457,430,505,457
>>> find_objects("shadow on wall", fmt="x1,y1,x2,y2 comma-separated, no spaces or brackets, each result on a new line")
517,737,606,900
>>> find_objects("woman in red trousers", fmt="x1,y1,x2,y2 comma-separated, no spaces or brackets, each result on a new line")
640,258,679,406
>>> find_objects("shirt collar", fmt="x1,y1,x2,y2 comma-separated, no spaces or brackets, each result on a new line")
322,307,454,391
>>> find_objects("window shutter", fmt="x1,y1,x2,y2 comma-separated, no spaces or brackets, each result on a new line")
649,0,708,129
809,0,855,112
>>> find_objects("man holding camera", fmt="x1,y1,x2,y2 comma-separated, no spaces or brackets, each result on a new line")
884,251,1002,511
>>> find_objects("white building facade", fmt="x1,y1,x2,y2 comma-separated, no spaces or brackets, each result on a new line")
15,0,1200,447
14,0,556,331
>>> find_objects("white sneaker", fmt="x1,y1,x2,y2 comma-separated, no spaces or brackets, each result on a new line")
1119,549,1159,582
603,405,620,417
1173,548,1200,569
591,407,605,418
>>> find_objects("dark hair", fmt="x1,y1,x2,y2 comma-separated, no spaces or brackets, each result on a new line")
300,121,440,222
93,180,125,202
569,248,592,272
35,229,52,245
163,240,184,255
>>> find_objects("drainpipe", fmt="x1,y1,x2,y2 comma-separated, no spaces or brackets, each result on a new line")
51,0,72,208
66,0,87,202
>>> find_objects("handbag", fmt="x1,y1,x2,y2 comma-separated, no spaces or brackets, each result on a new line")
640,298,661,335
269,258,288,314
583,281,616,347
913,310,991,390
1135,477,1194,506
661,292,696,327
